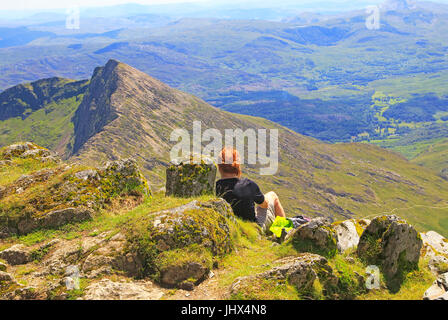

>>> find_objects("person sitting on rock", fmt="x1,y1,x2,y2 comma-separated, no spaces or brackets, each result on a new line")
216,147,286,233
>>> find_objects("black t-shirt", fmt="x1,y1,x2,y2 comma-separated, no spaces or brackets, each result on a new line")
216,178,265,221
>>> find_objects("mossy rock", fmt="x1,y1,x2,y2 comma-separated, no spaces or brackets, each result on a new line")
286,218,338,258
0,142,51,160
166,157,217,198
357,215,423,292
0,156,151,236
230,253,345,300
156,245,213,289
125,199,237,288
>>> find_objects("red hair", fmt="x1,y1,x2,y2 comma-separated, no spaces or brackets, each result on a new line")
218,147,242,178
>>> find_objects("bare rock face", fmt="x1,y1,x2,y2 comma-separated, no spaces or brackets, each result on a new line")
421,231,448,257
166,157,217,198
81,232,143,278
423,272,448,300
0,245,32,266
428,255,448,275
332,219,370,253
357,215,423,292
421,231,448,274
286,217,338,257
83,279,164,300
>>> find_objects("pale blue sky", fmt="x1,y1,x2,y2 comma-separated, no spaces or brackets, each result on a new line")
1,0,447,11
0,0,203,11
0,0,385,11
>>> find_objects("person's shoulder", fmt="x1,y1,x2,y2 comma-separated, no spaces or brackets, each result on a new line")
239,178,258,187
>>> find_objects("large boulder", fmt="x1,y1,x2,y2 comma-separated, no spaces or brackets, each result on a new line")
125,199,236,289
100,159,151,198
357,215,423,292
286,217,338,258
0,245,31,266
332,219,370,252
166,157,217,198
0,271,14,282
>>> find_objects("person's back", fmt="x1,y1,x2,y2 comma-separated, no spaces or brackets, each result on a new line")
215,147,287,234
216,177,265,221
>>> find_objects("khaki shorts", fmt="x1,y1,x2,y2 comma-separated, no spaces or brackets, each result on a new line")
256,191,277,234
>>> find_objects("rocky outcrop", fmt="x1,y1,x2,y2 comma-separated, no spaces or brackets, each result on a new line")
166,157,217,198
230,253,363,300
0,245,32,266
357,215,423,292
0,153,151,236
332,219,370,252
286,218,338,257
0,142,55,162
231,254,334,296
125,199,236,289
0,271,14,282
420,230,448,274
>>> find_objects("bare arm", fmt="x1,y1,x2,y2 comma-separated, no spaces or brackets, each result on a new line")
258,199,269,209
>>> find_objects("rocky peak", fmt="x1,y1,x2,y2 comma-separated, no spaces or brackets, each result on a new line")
72,59,180,155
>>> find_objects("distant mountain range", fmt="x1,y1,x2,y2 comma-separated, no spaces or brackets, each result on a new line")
0,1,447,146
1,59,448,235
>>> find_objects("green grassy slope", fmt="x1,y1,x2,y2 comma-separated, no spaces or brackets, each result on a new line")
0,78,88,156
372,123,448,173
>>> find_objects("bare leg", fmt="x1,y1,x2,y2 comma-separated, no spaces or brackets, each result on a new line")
265,192,286,218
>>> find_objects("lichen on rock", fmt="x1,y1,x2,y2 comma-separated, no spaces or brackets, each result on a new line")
0,145,151,236
286,217,338,258
357,215,423,292
166,156,217,198
229,253,361,300
332,219,370,253
0,142,56,162
125,199,237,289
